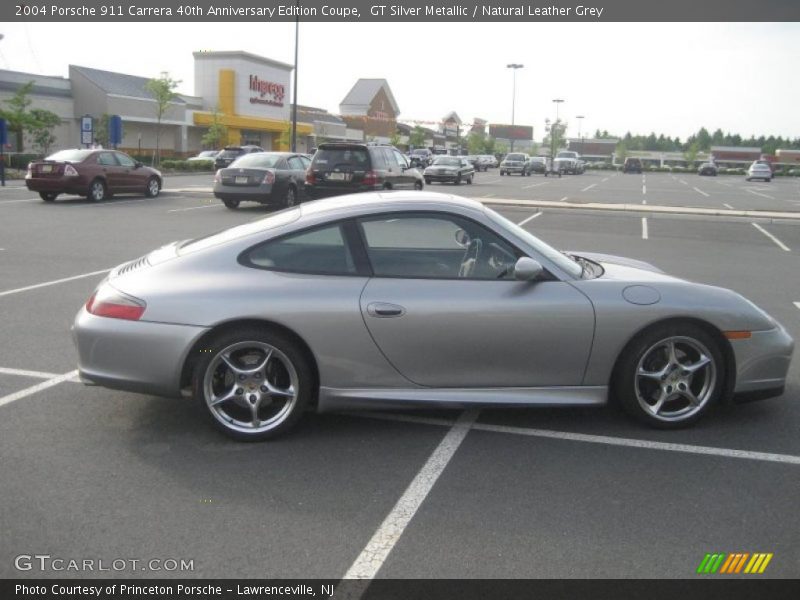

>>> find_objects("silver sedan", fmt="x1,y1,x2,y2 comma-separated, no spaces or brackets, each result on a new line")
73,192,794,440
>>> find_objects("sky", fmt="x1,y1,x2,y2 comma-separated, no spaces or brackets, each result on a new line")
1,21,799,141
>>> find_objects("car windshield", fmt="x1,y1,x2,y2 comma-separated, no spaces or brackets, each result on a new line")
45,149,93,162
530,157,546,163
557,152,577,158
433,157,461,166
506,154,526,161
411,150,428,156
231,154,282,168
485,208,584,279
179,208,301,255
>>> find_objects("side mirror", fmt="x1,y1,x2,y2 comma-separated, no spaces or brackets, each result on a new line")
134,161,143,168
514,257,544,281
454,229,471,247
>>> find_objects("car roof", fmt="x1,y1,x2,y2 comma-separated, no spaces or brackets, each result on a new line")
299,191,485,219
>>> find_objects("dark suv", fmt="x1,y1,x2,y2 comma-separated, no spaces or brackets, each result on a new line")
622,157,643,174
305,143,424,199
214,145,265,170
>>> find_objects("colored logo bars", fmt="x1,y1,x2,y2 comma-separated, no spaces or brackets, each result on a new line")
697,552,773,574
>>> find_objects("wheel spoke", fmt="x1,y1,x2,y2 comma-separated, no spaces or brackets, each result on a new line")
666,341,679,368
249,399,261,427
219,352,245,377
266,381,295,398
683,354,711,374
638,364,670,380
209,386,238,407
251,349,273,374
649,390,667,416
679,388,701,406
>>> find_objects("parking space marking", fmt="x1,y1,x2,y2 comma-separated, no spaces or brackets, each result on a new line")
480,178,501,185
559,196,568,202
517,212,542,226
746,189,775,200
723,203,735,209
522,182,548,189
642,217,649,239
602,178,609,183
481,193,496,198
343,409,479,580
347,412,800,466
581,183,597,192
752,223,791,251
642,184,646,195
679,179,688,185
0,367,61,379
0,198,35,204
167,203,219,213
0,268,110,298
693,187,710,197
795,302,800,310
71,198,153,209
0,369,79,409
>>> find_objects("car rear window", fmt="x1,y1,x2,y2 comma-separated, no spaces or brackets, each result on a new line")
231,154,282,168
45,149,93,162
178,208,301,255
314,148,370,169
433,157,461,166
218,148,243,158
506,154,526,161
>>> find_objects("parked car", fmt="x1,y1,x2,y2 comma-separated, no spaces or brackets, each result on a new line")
424,156,475,185
213,152,311,209
25,148,162,202
746,162,772,182
698,163,718,176
555,151,585,174
214,145,264,170
528,156,548,174
187,150,219,162
623,157,643,174
467,155,489,172
305,142,423,199
72,192,794,441
500,153,532,176
409,148,433,168
479,154,499,168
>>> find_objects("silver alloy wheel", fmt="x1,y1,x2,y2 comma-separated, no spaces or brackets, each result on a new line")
90,180,105,201
147,178,160,197
203,341,299,434
634,336,717,422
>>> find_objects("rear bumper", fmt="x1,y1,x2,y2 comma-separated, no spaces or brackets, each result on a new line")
732,324,794,395
72,307,209,398
213,183,277,203
26,177,88,194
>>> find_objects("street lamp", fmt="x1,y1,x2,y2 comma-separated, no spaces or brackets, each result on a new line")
507,63,523,151
576,114,585,153
290,2,299,152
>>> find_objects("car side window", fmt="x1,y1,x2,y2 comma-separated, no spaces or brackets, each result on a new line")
299,156,311,169
358,213,520,280
97,152,118,166
115,153,136,167
393,150,409,168
241,224,356,276
287,156,304,170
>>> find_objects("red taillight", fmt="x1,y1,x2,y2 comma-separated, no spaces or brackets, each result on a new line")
305,168,316,184
262,170,275,185
363,170,379,186
86,288,146,321
64,164,79,177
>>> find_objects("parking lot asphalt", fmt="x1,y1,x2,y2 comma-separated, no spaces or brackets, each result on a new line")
1,171,799,580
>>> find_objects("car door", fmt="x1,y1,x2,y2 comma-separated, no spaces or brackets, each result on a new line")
391,149,416,189
357,212,595,388
114,151,144,191
286,156,307,195
95,152,125,193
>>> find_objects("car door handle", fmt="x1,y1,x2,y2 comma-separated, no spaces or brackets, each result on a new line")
367,302,405,318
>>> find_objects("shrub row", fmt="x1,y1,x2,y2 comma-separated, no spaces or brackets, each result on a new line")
158,159,215,171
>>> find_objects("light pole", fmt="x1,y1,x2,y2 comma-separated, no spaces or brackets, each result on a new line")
290,2,299,152
576,114,584,154
507,63,523,151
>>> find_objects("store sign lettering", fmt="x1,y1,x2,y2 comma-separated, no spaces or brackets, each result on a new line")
249,75,285,107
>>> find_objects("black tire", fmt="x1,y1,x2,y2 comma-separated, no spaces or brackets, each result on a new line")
613,322,725,429
454,175,462,185
500,171,505,176
39,192,57,202
88,178,106,202
192,326,313,441
223,199,240,209
425,178,432,185
285,185,297,208
467,174,473,185
145,177,160,198
414,180,423,190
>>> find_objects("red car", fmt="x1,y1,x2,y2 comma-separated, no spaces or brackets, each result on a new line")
25,149,162,202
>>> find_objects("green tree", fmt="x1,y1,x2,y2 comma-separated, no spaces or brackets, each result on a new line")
467,132,485,154
482,136,497,155
201,106,227,150
389,129,402,148
408,126,426,148
0,81,35,152
28,109,62,155
615,140,628,164
684,141,700,166
144,73,181,165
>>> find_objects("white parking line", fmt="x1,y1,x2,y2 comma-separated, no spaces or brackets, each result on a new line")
347,412,800,466
642,185,646,195
794,302,800,310
559,196,568,202
71,198,151,208
343,409,479,580
0,198,35,204
581,183,597,192
602,178,609,183
0,367,82,382
522,182,548,189
0,370,79,409
693,187,710,197
481,193,496,198
679,179,688,185
642,217,649,239
517,211,542,226
723,203,734,209
752,223,790,251
746,188,775,200
0,269,110,298
167,203,218,213
480,178,501,185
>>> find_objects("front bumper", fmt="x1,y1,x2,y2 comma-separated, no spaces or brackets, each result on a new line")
72,307,209,398
732,324,794,396
424,172,460,182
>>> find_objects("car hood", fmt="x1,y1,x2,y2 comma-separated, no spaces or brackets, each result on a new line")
568,251,682,283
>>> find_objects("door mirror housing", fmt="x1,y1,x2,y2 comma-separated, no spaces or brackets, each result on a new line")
514,257,544,281
134,161,143,168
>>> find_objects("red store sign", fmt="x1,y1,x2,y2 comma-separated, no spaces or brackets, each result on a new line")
249,75,285,107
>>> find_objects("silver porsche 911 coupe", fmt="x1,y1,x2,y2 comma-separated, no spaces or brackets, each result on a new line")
73,192,794,441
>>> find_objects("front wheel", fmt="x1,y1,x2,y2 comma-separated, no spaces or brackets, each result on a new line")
500,171,505,176
425,178,432,185
223,199,240,209
454,175,461,185
284,185,297,208
466,174,473,184
88,179,106,202
145,177,160,198
193,328,313,441
39,192,57,202
614,323,724,429
414,180,423,190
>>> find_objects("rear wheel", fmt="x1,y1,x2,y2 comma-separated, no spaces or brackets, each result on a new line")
467,174,473,184
193,327,313,441
500,170,505,176
223,199,240,209
425,178,432,185
285,185,297,208
614,323,724,429
39,192,57,202
454,175,462,185
145,177,160,198
88,179,106,202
